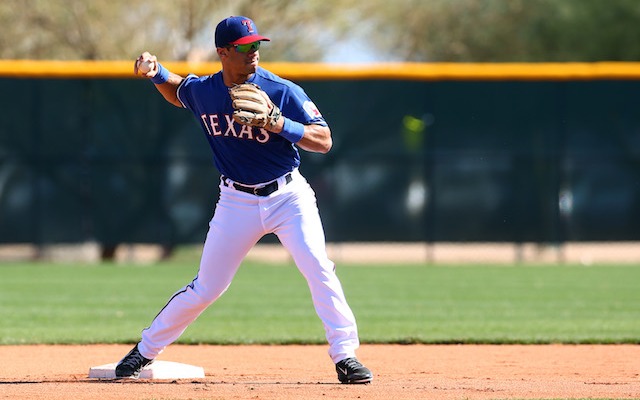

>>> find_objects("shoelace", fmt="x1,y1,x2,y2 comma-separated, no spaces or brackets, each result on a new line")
121,350,148,368
341,358,363,371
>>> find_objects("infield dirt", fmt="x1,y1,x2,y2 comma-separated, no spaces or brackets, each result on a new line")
1,344,638,399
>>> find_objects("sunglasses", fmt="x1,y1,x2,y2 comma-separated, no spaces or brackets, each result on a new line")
231,41,261,53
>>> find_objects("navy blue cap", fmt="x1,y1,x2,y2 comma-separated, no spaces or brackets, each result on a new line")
215,16,270,48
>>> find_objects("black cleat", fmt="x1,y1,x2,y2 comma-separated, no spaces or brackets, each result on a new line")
115,344,154,378
335,357,373,384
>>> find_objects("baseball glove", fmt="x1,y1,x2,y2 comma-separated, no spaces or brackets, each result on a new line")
229,83,282,129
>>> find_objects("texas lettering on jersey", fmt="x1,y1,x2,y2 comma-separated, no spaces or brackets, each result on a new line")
200,113,270,143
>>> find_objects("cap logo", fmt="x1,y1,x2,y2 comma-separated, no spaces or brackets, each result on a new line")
241,19,254,34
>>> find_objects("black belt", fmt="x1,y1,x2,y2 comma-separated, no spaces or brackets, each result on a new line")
223,173,293,196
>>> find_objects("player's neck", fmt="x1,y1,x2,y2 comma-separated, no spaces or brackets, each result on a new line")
222,70,255,87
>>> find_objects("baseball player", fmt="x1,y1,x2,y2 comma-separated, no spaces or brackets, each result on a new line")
115,16,373,384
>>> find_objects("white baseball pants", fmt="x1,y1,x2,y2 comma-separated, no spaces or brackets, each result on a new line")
138,169,360,363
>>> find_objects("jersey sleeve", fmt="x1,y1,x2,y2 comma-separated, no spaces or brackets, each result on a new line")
176,74,200,110
281,85,327,127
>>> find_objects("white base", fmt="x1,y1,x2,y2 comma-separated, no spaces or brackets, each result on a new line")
89,361,205,379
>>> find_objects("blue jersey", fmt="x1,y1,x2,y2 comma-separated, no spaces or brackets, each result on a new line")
176,67,326,185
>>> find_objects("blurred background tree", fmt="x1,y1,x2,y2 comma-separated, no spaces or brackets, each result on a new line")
1,0,639,62
348,0,640,62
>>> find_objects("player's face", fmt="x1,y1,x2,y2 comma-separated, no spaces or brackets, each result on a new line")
221,41,261,75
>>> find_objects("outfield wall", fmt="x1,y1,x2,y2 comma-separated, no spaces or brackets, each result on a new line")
1,61,639,247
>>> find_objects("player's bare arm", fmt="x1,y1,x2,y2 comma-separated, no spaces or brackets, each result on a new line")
154,73,184,107
295,124,332,154
134,52,184,108
275,121,332,154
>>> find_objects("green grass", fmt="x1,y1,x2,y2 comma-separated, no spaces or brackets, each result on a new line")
0,260,638,345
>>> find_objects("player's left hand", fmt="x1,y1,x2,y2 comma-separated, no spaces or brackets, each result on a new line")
229,83,281,129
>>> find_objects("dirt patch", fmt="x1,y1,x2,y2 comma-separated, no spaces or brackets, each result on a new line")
3,242,640,264
1,344,638,399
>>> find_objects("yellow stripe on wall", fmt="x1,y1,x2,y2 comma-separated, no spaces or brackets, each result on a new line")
1,60,640,80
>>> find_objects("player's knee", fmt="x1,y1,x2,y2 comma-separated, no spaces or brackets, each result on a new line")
190,280,230,305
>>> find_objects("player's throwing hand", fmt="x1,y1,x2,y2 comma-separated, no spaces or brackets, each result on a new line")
134,52,158,78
